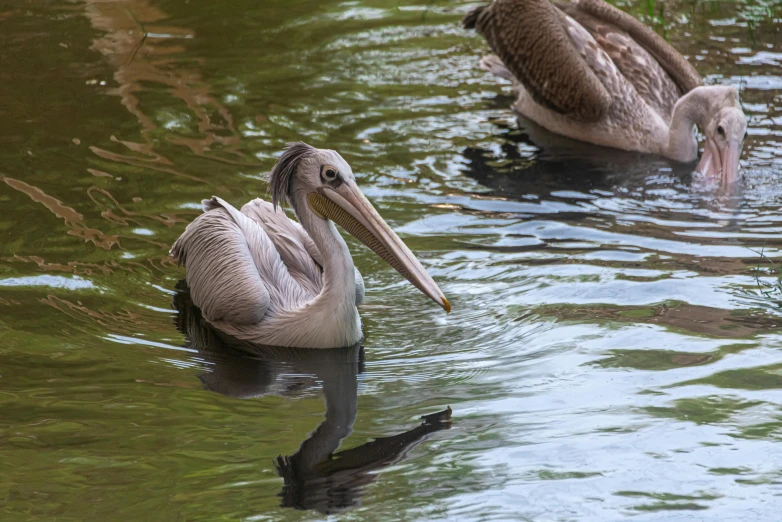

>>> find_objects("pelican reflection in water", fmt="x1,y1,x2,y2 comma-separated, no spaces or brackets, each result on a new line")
171,143,449,348
462,113,696,197
173,286,452,514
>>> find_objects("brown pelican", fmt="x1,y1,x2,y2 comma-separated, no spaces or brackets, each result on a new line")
463,0,748,182
171,143,450,348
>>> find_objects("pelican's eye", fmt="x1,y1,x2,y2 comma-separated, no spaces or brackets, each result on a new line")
321,165,338,182
717,125,725,136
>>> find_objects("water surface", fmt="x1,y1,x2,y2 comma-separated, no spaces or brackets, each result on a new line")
1,0,782,520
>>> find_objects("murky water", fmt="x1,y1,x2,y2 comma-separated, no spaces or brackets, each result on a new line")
1,0,781,520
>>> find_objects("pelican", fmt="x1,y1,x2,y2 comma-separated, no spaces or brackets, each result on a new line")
463,0,748,182
170,143,449,349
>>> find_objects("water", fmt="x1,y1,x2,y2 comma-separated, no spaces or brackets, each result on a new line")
1,0,781,520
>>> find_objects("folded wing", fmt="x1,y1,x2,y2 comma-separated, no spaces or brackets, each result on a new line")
464,0,612,122
171,196,367,325
171,197,313,324
241,198,324,296
240,198,365,305
559,0,702,121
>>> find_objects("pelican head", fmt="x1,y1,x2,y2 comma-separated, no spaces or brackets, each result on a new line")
269,142,450,313
696,88,747,184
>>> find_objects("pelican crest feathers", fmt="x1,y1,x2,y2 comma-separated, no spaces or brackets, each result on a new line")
268,142,316,210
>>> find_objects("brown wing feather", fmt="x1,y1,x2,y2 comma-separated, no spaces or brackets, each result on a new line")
559,6,681,120
464,0,611,122
572,0,702,94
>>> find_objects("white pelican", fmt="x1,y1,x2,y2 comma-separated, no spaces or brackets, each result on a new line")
171,143,450,349
464,0,748,182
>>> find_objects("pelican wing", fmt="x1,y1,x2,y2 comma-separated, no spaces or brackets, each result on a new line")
241,198,366,306
568,0,701,94
170,207,271,325
464,0,612,122
240,198,324,296
171,197,313,324
560,0,702,120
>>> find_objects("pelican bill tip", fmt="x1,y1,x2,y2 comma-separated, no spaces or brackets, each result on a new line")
441,295,451,314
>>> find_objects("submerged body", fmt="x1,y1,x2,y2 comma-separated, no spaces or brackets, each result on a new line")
464,0,747,182
171,144,449,349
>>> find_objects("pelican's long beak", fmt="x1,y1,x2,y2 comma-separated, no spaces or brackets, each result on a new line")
307,182,450,313
696,138,741,184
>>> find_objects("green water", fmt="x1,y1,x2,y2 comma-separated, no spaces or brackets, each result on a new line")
1,0,781,520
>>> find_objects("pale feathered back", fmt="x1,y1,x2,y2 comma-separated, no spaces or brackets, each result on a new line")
172,197,314,320
240,197,366,304
241,198,324,295
170,203,271,325
171,194,367,347
172,142,378,348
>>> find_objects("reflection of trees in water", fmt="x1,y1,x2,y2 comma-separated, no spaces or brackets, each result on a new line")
172,283,452,515
1,0,258,271
83,0,253,174
38,292,173,338
533,301,779,340
0,175,186,252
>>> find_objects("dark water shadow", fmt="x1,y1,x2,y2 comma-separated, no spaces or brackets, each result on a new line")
172,282,452,514
463,109,744,202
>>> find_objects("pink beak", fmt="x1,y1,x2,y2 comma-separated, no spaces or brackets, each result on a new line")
696,138,742,184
